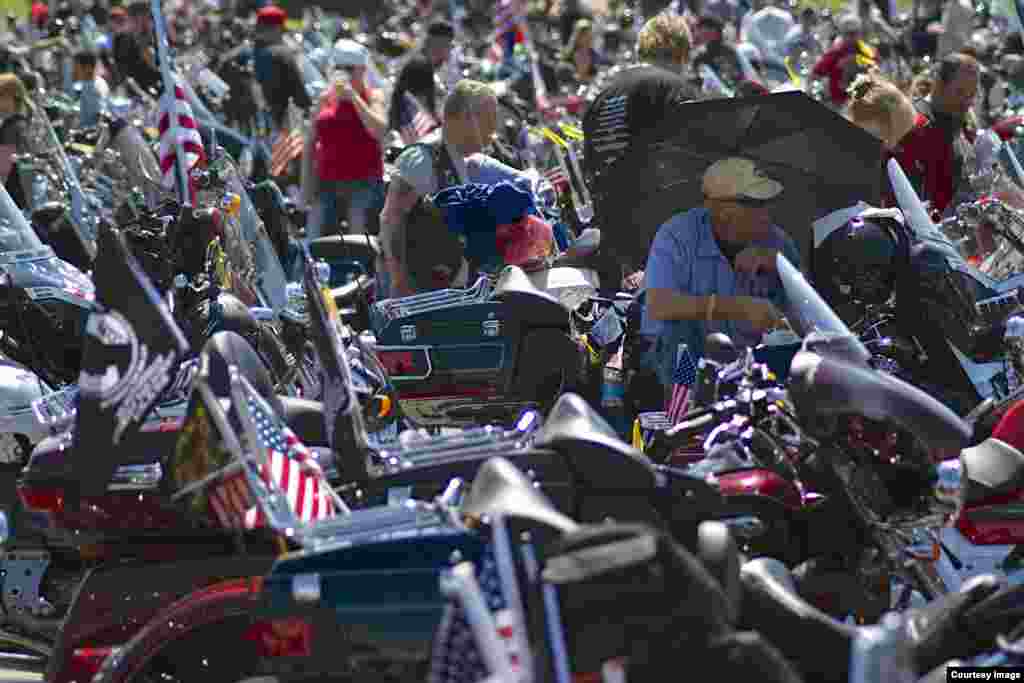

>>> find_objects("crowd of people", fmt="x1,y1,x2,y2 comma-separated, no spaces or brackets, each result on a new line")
0,0,1010,407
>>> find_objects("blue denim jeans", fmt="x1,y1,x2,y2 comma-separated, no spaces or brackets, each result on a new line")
311,178,385,240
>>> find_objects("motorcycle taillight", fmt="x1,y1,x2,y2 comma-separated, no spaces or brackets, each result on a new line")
67,646,119,683
16,484,64,514
245,617,313,658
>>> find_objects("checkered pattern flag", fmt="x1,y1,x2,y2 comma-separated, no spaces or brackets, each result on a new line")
428,547,506,683
666,342,698,425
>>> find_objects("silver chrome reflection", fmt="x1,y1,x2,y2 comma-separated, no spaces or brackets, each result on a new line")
292,573,322,604
934,457,963,506
721,516,766,540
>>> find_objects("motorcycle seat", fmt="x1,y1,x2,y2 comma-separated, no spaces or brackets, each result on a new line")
739,558,855,683
534,393,659,491
492,265,569,327
278,396,327,447
961,438,1024,504
309,235,380,267
461,456,578,534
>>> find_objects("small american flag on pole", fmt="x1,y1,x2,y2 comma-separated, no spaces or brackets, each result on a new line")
398,92,439,146
209,382,339,530
270,128,304,178
666,343,697,425
158,80,205,195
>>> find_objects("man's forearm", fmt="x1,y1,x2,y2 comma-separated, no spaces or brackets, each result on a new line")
648,290,751,322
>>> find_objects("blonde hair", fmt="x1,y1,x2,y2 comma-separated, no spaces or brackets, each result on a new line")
0,73,29,114
637,13,692,65
845,71,908,130
443,79,496,119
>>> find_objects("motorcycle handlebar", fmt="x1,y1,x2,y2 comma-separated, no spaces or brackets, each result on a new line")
787,351,971,454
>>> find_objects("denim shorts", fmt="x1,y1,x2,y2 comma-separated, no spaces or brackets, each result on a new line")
316,178,386,237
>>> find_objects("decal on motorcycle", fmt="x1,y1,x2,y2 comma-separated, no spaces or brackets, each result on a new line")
79,310,177,444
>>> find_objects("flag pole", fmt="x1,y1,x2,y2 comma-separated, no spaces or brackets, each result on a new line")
151,0,191,207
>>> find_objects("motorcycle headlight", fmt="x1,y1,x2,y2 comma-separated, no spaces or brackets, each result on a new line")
934,456,963,507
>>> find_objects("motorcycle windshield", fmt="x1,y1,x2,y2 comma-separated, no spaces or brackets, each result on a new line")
888,158,964,254
25,98,98,259
777,253,872,364
218,157,289,313
0,184,46,258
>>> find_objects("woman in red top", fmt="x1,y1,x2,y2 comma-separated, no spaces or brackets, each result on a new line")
313,39,387,238
810,14,864,109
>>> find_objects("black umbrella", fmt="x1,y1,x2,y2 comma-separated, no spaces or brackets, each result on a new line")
596,91,884,270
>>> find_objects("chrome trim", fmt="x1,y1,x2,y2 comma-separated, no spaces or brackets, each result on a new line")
721,516,767,540
291,573,322,604
108,463,163,491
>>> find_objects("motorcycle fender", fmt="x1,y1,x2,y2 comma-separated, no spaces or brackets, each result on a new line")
47,554,276,683
90,577,264,683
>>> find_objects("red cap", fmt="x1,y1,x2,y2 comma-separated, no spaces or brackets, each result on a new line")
30,2,48,24
255,5,286,26
993,400,1024,451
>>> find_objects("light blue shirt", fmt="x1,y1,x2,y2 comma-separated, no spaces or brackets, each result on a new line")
641,207,801,385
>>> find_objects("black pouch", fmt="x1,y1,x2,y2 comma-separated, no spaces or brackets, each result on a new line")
535,523,732,677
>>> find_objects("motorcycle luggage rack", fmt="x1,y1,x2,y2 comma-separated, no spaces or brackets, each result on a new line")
371,414,541,475
371,276,493,327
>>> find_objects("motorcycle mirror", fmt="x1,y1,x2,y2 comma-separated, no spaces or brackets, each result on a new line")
706,332,739,363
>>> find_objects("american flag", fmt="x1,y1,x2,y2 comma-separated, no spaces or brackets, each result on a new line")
209,383,339,529
427,547,506,683
158,80,205,197
270,128,304,178
398,92,440,146
666,342,698,425
543,165,569,192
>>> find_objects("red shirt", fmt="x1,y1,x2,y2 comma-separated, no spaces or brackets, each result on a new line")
314,84,384,183
812,39,858,105
892,101,975,215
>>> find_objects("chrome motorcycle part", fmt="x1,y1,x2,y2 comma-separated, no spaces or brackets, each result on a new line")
1,551,53,618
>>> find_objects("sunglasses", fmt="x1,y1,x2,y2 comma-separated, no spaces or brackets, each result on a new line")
730,196,776,209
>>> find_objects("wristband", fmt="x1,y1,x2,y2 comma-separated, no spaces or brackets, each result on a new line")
705,294,716,323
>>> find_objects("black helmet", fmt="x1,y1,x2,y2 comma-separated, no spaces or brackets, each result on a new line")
814,213,903,313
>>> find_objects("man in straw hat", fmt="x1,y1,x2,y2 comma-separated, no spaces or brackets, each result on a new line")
640,157,800,390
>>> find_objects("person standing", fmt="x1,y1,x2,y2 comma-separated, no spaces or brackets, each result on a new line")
311,39,387,239
379,80,530,297
110,0,161,94
892,52,979,216
584,12,699,283
249,5,313,131
388,20,455,133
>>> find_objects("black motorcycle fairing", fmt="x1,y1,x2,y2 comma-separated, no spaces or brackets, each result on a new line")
788,351,972,454
897,240,1000,356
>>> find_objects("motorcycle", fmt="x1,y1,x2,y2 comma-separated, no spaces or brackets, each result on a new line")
0,225,334,669
817,158,1024,420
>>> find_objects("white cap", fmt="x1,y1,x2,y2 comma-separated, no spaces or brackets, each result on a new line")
333,39,369,67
